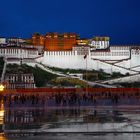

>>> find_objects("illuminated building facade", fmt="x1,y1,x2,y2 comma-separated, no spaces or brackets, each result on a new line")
45,33,77,51
31,32,77,51
1,33,140,75
32,33,45,47
76,39,89,46
89,37,110,49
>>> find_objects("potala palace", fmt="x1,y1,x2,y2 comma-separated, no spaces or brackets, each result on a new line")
0,33,140,75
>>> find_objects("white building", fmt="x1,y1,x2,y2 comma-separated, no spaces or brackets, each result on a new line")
5,73,35,89
89,37,110,49
0,47,39,59
0,36,140,75
36,45,140,75
0,38,6,45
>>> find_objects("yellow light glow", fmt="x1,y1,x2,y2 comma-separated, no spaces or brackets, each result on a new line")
0,103,4,125
0,85,4,92
0,110,4,118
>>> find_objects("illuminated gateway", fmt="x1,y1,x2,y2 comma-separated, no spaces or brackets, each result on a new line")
0,33,140,75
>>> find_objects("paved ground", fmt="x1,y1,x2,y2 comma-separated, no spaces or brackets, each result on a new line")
3,133,140,140
4,98,140,109
2,99,140,140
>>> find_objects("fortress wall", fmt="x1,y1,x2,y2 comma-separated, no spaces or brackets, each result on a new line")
40,51,91,69
91,46,131,61
36,50,139,74
3,46,139,75
0,48,39,59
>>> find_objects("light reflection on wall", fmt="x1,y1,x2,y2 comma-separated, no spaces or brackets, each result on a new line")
0,110,4,124
0,101,6,140
0,84,5,125
0,101,4,125
0,135,7,140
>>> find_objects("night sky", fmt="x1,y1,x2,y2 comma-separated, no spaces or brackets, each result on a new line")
0,0,140,44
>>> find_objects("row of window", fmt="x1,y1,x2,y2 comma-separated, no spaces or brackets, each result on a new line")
91,52,130,56
111,47,130,50
7,83,35,89
45,50,140,56
0,49,19,54
27,50,37,55
91,41,109,46
131,51,140,55
8,79,34,83
46,51,75,55
77,52,89,55
0,49,37,56
46,51,131,56
6,76,34,82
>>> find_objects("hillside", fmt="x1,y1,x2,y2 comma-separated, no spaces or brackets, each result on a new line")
5,63,129,87
5,64,88,87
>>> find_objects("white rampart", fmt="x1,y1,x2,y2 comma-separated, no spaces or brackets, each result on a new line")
0,45,140,75
36,46,140,75
91,46,130,60
0,48,39,58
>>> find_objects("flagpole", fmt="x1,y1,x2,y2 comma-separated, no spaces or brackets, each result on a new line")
86,54,88,94
84,53,88,94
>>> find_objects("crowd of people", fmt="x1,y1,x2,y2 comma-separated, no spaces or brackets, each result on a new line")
0,91,140,107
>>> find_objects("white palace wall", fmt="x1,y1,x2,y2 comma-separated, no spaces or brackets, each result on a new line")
0,45,140,75
36,46,140,75
38,51,93,70
0,48,39,58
